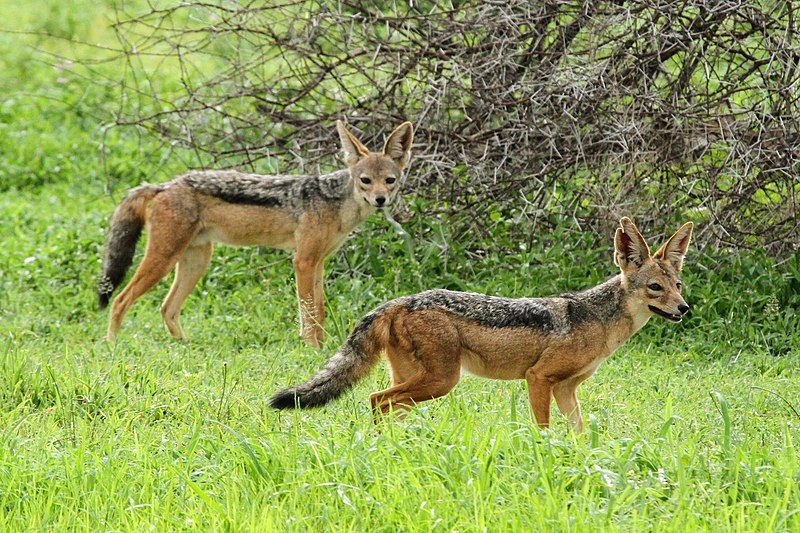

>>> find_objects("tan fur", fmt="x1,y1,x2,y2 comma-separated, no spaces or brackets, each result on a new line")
300,218,694,432
104,121,414,346
365,308,640,429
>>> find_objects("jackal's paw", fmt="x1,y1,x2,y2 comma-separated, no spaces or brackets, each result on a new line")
301,335,321,349
166,328,188,342
299,324,324,349
300,329,323,349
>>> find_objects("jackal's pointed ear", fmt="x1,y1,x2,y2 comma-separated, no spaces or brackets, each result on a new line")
654,221,693,271
336,120,369,167
614,217,651,271
382,121,414,169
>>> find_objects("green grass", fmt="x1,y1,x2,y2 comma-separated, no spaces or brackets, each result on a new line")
1,2,799,531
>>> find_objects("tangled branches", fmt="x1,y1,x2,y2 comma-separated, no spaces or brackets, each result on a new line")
109,0,799,255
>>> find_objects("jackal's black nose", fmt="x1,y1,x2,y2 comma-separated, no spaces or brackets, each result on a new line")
375,196,386,206
678,304,690,315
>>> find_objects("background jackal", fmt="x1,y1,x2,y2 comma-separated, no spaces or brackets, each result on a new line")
99,120,414,347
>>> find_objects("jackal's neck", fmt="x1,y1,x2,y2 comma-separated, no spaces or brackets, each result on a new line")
573,275,650,345
569,275,625,322
600,274,651,348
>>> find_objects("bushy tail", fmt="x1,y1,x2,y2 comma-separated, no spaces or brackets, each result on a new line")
98,186,158,308
269,310,389,409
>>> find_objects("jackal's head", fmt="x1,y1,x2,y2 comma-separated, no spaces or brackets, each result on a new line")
614,217,694,322
336,120,414,208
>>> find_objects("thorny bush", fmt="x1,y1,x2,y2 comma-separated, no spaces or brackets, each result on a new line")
104,0,799,255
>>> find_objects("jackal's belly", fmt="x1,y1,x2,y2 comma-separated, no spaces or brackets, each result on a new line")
458,325,549,380
460,350,532,380
196,202,298,250
195,226,296,249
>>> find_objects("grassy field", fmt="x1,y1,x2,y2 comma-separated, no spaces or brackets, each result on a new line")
1,2,799,531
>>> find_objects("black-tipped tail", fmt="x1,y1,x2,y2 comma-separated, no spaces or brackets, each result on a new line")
269,386,326,409
98,186,155,308
98,291,112,310
269,314,381,409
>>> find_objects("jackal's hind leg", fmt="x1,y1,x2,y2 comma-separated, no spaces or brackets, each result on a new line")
370,311,461,418
161,242,213,340
107,240,192,341
369,369,460,418
106,201,199,341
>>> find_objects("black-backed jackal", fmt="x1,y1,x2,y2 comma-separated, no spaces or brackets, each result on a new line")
99,121,414,347
270,217,693,431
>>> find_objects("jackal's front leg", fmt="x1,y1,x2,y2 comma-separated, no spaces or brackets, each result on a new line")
553,380,583,433
525,367,554,429
293,254,323,348
553,371,594,433
312,261,326,343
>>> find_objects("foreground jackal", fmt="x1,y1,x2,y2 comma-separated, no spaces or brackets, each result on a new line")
99,120,414,347
270,217,693,431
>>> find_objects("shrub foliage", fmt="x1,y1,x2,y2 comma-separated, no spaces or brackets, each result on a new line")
108,0,799,254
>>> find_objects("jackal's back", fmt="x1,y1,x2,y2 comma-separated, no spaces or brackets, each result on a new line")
399,280,625,335
401,289,558,331
175,169,352,212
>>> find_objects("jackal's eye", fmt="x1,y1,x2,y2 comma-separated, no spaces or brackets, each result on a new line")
648,283,663,291
385,177,396,184
360,177,371,185
676,281,682,289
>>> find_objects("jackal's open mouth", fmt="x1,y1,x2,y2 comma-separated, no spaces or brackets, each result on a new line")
648,305,682,322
